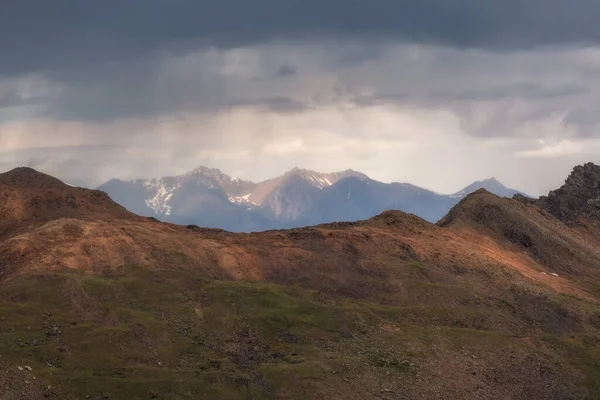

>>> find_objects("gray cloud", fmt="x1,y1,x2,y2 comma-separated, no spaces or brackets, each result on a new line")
0,92,28,109
336,46,386,68
429,83,589,102
352,83,588,107
3,0,600,78
565,107,600,130
3,1,600,197
271,65,297,78
1,1,600,127
1,41,598,138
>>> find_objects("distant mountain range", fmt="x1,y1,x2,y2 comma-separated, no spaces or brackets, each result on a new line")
98,167,529,232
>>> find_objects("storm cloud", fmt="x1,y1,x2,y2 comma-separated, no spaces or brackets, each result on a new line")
2,1,600,196
3,0,600,77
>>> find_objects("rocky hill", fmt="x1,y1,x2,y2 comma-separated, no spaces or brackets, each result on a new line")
0,165,598,400
0,167,132,238
538,162,600,225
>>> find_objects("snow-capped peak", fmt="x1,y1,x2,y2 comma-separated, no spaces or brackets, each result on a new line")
284,167,365,189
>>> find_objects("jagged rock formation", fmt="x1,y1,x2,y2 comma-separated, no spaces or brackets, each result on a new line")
539,162,600,223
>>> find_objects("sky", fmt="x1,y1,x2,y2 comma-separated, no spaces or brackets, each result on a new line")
2,1,600,196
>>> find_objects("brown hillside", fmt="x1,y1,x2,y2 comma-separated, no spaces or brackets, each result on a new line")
2,179,598,318
0,167,134,239
1,167,600,399
439,189,600,283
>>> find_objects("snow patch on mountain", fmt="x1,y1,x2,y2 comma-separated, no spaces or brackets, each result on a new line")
292,168,356,189
228,193,259,206
295,170,333,189
143,180,180,216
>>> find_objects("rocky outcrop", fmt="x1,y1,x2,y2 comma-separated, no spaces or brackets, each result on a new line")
538,162,600,223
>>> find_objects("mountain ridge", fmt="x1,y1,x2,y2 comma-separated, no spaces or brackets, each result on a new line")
97,166,530,231
1,164,599,399
449,177,527,199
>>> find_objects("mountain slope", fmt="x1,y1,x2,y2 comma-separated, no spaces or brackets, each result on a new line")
97,167,373,230
304,177,457,225
249,168,368,222
439,189,600,297
0,167,132,238
98,167,527,231
450,177,527,199
1,165,599,399
98,168,269,231
248,167,367,205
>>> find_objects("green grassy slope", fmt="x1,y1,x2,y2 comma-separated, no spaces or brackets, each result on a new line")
1,266,599,400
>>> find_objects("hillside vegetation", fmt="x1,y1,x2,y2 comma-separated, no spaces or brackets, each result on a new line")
1,166,599,399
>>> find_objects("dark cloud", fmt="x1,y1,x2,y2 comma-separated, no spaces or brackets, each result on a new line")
350,83,588,109
271,65,297,78
1,1,600,141
336,46,386,68
0,92,25,109
428,83,589,102
0,89,51,111
241,96,308,113
347,81,595,138
50,71,309,122
565,106,600,130
3,0,600,77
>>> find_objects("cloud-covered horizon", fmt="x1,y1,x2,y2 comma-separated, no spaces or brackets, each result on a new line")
2,1,600,196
